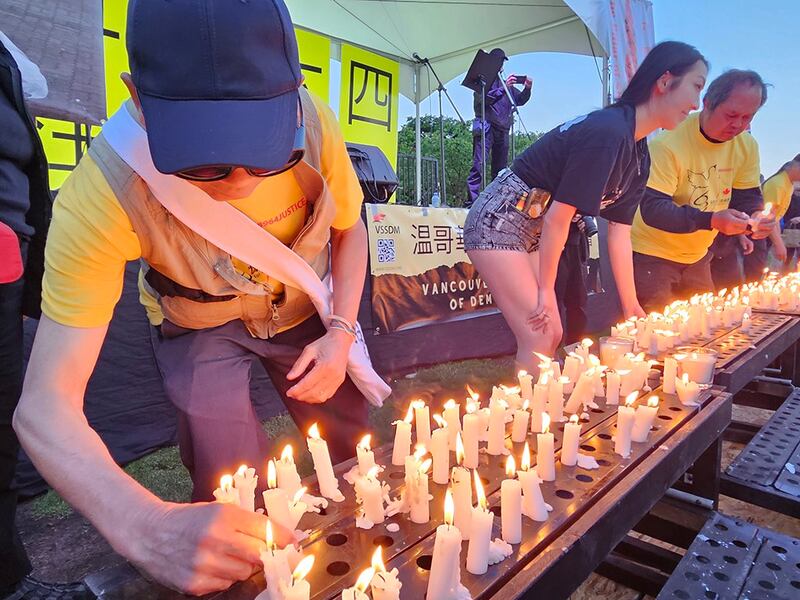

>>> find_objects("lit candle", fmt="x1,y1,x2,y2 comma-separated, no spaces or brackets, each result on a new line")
276,445,303,496
391,405,414,466
500,455,522,544
306,423,344,502
466,470,494,575
530,374,549,434
606,371,621,406
261,520,292,600
519,441,549,521
461,403,481,470
427,490,466,599
342,567,375,600
677,349,717,385
547,376,567,423
356,434,377,476
430,415,451,485
263,459,292,529
213,474,238,504
409,458,432,524
477,406,491,442
370,546,402,600
358,466,386,525
564,369,594,414
631,396,659,443
511,400,530,443
450,436,473,539
560,415,581,467
232,464,258,512
576,337,594,361
614,393,637,458
487,396,507,456
443,398,461,450
536,413,555,482
675,373,701,406
287,486,308,531
518,370,534,405
413,399,431,446
279,555,314,600
563,353,583,386
663,356,679,394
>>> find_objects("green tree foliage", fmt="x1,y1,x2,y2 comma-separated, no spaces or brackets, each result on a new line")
397,115,541,207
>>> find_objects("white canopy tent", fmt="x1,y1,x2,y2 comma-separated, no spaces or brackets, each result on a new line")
285,0,636,202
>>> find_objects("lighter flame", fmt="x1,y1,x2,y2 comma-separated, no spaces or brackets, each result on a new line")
763,202,773,216
542,412,551,434
308,422,321,440
281,444,294,462
506,455,517,478
354,567,375,593
444,488,455,526
267,459,277,489
371,545,386,573
473,469,487,510
521,441,531,471
456,432,465,465
292,554,315,583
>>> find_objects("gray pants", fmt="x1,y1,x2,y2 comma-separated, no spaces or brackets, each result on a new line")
154,315,369,502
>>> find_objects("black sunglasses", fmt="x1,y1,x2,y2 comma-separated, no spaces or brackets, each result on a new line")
175,105,305,182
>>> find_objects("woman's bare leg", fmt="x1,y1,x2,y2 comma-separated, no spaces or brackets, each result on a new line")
468,249,561,374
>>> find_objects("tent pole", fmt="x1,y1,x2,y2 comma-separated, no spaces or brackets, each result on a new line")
602,56,610,107
415,63,422,205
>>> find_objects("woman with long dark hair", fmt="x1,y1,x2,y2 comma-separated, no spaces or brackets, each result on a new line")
463,41,708,372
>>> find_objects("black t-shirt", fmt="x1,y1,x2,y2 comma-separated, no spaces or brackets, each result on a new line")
510,104,650,225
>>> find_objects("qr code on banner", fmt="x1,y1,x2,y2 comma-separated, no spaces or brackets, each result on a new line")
376,238,396,263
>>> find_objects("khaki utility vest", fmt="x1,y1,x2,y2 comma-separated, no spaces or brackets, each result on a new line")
87,88,334,338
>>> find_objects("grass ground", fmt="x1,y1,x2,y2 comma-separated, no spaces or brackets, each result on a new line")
16,357,799,599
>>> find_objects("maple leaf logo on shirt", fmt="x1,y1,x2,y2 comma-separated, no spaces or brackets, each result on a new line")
372,212,387,222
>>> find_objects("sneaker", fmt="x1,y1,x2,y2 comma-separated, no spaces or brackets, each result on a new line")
2,576,95,600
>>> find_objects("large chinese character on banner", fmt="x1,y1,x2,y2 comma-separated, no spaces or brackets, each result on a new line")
339,44,399,169
367,204,497,333
295,28,330,103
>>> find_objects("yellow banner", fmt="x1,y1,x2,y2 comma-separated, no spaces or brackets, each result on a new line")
339,44,399,169
36,118,99,189
295,28,330,103
102,0,131,117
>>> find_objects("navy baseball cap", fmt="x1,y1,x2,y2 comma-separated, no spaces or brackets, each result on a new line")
126,0,303,175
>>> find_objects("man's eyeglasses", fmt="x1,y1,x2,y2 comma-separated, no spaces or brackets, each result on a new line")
175,104,305,182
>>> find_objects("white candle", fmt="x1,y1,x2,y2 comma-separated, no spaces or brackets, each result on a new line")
565,369,594,414
263,459,292,530
443,398,461,450
278,554,314,600
631,396,659,443
501,455,522,544
450,449,473,540
466,470,494,575
370,547,402,600
519,442,549,521
413,399,432,446
518,370,534,405
409,458,432,524
560,415,581,467
213,474,238,504
530,375,549,434
359,466,386,524
663,356,678,394
261,520,292,600
391,405,414,466
675,373,701,406
307,423,343,501
606,371,621,405
614,394,637,458
563,354,583,384
232,464,258,512
511,400,530,443
477,407,491,442
677,350,716,385
430,417,451,485
356,434,377,476
487,397,507,455
461,405,481,470
427,490,465,599
287,486,308,531
342,567,374,600
547,376,567,423
536,413,555,482
276,445,303,496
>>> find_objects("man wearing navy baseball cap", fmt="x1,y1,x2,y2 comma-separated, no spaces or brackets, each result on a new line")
14,0,381,593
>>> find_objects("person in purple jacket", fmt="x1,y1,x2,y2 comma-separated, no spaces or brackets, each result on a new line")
466,48,532,207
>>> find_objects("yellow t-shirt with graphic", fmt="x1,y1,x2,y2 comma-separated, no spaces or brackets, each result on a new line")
631,113,761,264
42,92,363,328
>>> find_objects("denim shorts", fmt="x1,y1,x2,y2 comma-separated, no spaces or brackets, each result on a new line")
463,169,549,253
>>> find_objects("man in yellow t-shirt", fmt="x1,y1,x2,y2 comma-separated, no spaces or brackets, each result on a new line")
630,70,776,311
14,1,370,595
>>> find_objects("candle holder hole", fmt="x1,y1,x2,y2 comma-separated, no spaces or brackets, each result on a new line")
669,406,682,412
318,505,329,516
658,415,672,421
416,554,433,571
598,433,612,440
591,408,604,414
490,506,501,517
555,489,574,499
372,535,394,548
579,444,595,452
480,476,490,487
327,561,350,576
576,474,593,483
388,471,405,480
326,533,348,547
597,459,611,467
